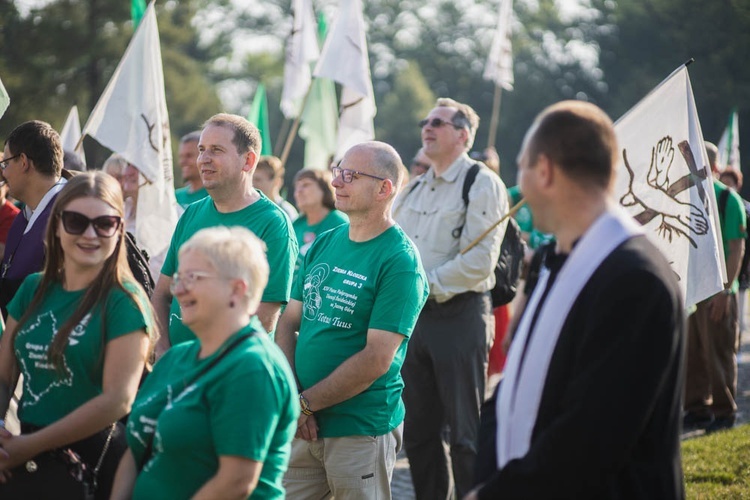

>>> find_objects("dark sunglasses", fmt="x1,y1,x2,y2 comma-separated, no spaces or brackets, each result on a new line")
60,211,122,238
418,118,462,129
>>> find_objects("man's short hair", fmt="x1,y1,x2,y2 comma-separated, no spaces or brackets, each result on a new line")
5,120,63,178
257,156,285,181
362,141,405,193
527,101,617,189
202,114,261,155
435,97,480,149
705,141,719,169
180,130,201,145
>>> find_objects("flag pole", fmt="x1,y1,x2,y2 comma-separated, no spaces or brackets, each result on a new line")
274,118,291,157
461,197,524,254
487,84,503,150
280,83,314,169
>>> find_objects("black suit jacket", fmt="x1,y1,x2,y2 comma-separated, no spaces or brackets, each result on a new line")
478,236,685,499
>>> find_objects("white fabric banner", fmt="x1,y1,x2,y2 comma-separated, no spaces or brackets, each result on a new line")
313,0,375,160
280,0,319,119
483,0,514,91
81,1,177,260
60,105,87,167
717,110,740,172
0,76,9,120
614,65,725,308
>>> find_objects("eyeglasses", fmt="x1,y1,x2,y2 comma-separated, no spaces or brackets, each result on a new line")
170,271,223,294
418,118,462,130
60,211,122,238
0,155,20,170
331,166,386,183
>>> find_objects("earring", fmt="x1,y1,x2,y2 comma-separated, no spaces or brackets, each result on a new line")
229,300,235,308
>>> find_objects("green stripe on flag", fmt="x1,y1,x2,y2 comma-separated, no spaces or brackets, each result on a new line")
132,0,147,29
247,83,273,156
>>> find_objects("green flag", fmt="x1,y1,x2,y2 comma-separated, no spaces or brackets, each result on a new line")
0,75,9,119
248,83,273,156
132,0,147,29
299,12,338,169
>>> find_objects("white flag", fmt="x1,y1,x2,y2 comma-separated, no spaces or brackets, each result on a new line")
313,0,376,160
81,1,177,261
717,110,740,172
0,76,9,119
484,0,514,91
60,105,87,168
614,65,724,308
280,0,319,119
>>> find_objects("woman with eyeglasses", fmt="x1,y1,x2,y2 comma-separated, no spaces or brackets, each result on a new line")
111,226,298,499
0,172,156,499
292,168,348,266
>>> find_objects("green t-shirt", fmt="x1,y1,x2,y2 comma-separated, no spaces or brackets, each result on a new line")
162,193,298,345
129,320,298,500
7,273,152,427
174,185,209,208
292,210,348,269
714,180,748,292
293,224,428,438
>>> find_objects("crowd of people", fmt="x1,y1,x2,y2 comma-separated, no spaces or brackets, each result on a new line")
0,95,743,499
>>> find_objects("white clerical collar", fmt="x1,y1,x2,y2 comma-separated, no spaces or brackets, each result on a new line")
23,178,68,234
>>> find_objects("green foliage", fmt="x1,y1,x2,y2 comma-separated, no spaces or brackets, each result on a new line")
683,424,750,498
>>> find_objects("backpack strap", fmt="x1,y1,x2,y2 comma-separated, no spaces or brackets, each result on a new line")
462,163,481,208
718,188,730,221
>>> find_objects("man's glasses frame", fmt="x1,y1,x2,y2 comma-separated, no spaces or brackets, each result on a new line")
331,166,386,184
60,211,122,238
0,155,20,170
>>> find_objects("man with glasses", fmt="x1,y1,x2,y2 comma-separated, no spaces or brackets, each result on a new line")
392,98,508,499
409,147,431,178
276,141,428,499
152,113,297,356
0,121,68,318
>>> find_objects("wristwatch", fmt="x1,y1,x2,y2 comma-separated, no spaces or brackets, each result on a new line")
299,393,314,416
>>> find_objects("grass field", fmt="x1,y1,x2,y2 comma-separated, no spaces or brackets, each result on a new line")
683,424,750,498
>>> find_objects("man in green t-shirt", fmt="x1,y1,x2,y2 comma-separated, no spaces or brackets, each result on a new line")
174,131,209,208
276,142,428,499
684,141,747,432
152,114,298,357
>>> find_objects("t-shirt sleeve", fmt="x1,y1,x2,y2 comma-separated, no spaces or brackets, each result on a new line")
6,273,42,321
208,360,282,462
261,230,299,304
161,207,192,277
724,190,748,241
368,255,428,337
105,284,153,340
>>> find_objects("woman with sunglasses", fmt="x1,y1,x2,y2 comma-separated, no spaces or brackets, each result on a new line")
111,226,297,499
0,172,156,499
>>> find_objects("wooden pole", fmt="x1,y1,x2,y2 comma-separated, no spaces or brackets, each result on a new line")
461,197,524,254
487,84,503,150
274,118,291,157
279,84,314,170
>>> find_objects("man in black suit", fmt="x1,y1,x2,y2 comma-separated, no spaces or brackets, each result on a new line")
467,101,685,499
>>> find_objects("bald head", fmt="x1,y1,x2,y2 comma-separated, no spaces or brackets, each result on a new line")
347,141,405,195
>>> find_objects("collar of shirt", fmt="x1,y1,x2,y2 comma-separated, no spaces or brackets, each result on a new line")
430,153,472,184
23,177,68,235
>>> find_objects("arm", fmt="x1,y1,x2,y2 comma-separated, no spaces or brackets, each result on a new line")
191,456,262,500
708,238,745,321
298,328,404,440
0,330,149,469
110,449,138,500
256,302,282,334
275,299,302,373
151,273,173,359
0,316,20,420
429,175,508,301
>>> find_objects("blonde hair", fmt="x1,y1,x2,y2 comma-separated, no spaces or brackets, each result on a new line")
178,226,269,313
